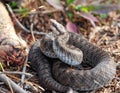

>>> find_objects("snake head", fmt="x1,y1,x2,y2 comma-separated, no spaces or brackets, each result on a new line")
41,19,68,41
50,19,67,35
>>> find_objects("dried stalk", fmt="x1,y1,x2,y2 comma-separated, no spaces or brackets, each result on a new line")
7,4,46,35
0,71,32,77
0,71,27,93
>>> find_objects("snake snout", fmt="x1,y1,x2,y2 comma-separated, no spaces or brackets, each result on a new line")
50,19,66,34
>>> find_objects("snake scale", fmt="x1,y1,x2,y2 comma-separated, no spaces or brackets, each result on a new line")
28,19,116,92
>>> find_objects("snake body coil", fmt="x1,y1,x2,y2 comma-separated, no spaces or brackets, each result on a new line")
28,19,116,92
52,32,116,91
40,31,83,66
28,41,70,92
52,32,83,66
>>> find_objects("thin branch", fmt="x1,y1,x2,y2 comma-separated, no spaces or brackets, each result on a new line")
8,74,45,92
0,71,33,77
28,9,59,15
30,23,36,42
0,71,27,93
1,63,14,93
21,57,28,83
6,4,46,35
42,9,59,14
24,81,45,92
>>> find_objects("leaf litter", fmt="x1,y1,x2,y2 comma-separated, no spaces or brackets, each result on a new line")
1,0,120,93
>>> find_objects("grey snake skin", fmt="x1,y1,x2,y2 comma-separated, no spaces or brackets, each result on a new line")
28,20,116,92
40,31,83,66
28,41,70,92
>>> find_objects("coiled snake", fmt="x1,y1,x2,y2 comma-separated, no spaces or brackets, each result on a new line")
28,19,116,92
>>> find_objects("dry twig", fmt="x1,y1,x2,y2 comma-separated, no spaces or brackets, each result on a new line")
1,63,14,93
0,71,33,77
6,4,47,35
30,23,36,42
0,72,27,93
21,57,28,84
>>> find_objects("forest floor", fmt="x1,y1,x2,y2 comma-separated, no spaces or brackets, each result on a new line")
0,0,120,93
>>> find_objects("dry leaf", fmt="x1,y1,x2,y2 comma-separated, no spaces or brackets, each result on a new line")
66,21,78,33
